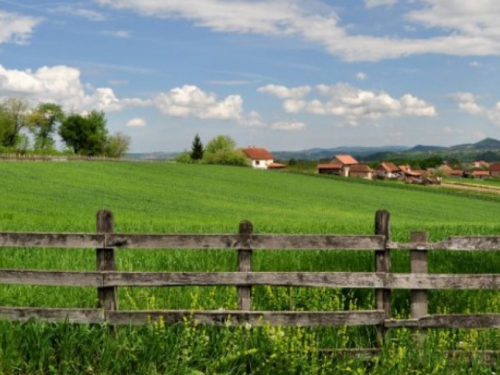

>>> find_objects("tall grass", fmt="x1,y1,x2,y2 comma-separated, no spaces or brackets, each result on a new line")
1,162,500,373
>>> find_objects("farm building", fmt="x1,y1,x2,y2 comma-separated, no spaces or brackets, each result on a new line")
349,164,373,179
317,154,358,177
490,163,500,177
241,147,285,170
375,162,400,179
472,170,490,179
316,163,344,175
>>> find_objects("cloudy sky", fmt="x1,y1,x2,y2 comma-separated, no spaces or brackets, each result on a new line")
1,0,500,152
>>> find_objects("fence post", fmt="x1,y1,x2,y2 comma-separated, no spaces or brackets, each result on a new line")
96,210,118,311
238,220,253,311
410,232,428,320
375,210,391,345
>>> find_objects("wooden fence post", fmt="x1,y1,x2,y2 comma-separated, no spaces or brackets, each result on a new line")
96,210,118,311
238,221,253,311
375,210,391,345
410,232,428,320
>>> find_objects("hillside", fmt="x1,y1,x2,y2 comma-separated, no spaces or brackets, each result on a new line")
1,162,500,240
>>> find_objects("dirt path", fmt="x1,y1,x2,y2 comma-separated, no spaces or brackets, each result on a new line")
441,182,500,195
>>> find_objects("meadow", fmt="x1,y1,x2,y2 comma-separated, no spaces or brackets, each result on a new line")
1,162,500,374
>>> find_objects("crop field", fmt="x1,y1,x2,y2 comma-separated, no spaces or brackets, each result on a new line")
2,162,500,374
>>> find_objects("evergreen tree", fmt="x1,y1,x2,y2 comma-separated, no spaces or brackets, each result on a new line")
190,133,204,160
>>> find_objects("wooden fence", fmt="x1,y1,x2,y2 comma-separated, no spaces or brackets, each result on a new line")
2,209,500,338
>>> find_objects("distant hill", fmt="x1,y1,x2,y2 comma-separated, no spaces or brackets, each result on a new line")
127,138,500,162
272,146,410,161
408,145,447,152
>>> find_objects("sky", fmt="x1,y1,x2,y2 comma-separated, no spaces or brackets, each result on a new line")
0,0,500,152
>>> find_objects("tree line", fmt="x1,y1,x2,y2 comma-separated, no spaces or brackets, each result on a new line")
0,97,130,157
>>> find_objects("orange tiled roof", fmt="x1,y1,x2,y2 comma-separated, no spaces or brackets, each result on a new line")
472,170,490,176
241,147,274,160
333,154,358,165
377,162,399,173
350,164,372,172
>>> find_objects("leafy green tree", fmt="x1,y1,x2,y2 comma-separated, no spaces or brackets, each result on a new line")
28,103,65,151
104,132,131,158
59,111,108,156
203,135,247,166
190,133,204,161
0,98,30,148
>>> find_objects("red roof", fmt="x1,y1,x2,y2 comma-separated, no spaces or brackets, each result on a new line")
317,163,343,170
472,171,490,177
376,162,399,173
490,163,500,172
241,147,274,160
350,164,372,172
332,154,358,165
449,170,464,176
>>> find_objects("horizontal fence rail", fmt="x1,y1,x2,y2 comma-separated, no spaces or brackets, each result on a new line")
2,209,500,344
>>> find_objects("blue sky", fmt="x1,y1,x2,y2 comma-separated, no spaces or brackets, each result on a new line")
0,0,500,152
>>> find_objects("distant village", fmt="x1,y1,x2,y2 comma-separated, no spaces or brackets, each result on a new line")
241,147,500,184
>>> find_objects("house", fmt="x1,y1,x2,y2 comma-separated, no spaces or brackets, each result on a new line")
398,164,423,178
317,154,358,177
472,160,490,169
316,163,344,175
375,162,400,179
490,163,500,177
349,164,373,179
241,147,285,170
472,170,490,179
448,170,464,178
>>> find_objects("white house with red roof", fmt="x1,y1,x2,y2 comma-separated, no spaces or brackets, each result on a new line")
241,147,285,170
317,154,359,177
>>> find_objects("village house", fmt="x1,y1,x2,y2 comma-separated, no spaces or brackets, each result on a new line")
317,154,358,177
375,162,400,179
490,163,500,177
398,164,423,178
241,147,285,170
472,170,490,179
349,164,373,179
472,160,490,169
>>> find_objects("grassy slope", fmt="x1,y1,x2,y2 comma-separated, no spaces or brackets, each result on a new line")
1,161,499,236
1,161,500,313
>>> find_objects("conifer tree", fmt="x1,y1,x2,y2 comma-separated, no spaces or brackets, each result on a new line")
190,133,204,160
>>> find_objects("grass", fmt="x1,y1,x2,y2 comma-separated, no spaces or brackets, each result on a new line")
2,161,500,373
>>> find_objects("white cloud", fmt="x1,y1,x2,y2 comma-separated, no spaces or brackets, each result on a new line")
257,84,311,99
50,6,106,21
240,111,266,127
271,121,306,131
452,91,500,126
356,72,368,81
126,117,146,127
153,85,243,120
365,0,398,9
103,30,131,38
259,82,436,126
0,64,149,112
0,10,41,45
93,0,500,61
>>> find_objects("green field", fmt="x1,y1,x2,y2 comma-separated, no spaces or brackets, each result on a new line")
1,162,500,374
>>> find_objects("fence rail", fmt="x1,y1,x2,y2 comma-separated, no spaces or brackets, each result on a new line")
2,209,500,342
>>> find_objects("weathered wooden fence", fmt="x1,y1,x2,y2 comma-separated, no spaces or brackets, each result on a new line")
2,209,500,337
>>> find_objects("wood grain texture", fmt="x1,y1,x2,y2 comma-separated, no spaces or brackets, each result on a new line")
106,310,385,327
0,233,104,248
0,307,104,324
385,314,500,328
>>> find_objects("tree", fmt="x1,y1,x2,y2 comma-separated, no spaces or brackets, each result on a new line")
203,135,248,166
0,98,30,148
105,132,131,158
28,103,65,151
190,134,204,161
59,111,108,156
